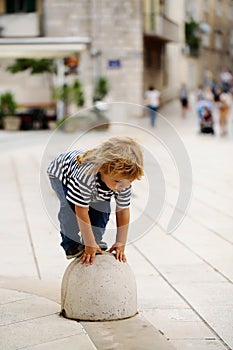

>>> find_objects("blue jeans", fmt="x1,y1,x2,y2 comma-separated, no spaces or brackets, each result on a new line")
147,105,159,127
49,176,110,252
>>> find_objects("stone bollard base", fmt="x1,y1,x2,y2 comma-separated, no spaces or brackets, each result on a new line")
61,252,137,321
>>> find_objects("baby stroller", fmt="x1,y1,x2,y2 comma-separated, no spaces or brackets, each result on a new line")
196,100,215,134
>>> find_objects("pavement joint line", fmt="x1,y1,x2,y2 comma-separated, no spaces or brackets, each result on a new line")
189,194,233,221
79,322,99,350
11,156,42,280
193,180,233,202
165,175,233,222
170,234,233,285
159,197,233,246
157,213,233,284
0,311,61,327
178,208,233,247
159,155,233,203
133,201,233,283
132,244,232,350
147,164,233,245
134,162,233,246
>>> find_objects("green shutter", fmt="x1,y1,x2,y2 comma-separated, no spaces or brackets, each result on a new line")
25,0,36,12
5,0,36,13
6,0,15,13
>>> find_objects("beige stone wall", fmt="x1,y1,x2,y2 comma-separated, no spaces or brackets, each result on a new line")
44,0,143,109
44,0,91,37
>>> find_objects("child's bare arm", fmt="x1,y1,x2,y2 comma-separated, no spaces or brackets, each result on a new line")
75,205,102,265
116,207,130,245
109,207,130,262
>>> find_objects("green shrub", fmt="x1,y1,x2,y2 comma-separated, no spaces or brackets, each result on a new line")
0,91,17,116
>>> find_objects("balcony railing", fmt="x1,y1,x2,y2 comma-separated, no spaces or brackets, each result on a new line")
143,12,179,42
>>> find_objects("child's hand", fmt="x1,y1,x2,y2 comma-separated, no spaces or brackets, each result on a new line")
108,243,127,262
80,245,102,266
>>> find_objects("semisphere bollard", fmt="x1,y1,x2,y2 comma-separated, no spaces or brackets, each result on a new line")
61,252,137,321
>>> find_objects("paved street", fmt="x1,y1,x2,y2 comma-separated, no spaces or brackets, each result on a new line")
0,97,233,350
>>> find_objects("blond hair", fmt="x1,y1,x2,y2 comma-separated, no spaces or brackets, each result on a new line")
77,136,143,181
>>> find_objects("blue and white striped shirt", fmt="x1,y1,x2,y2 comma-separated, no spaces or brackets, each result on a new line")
47,150,131,208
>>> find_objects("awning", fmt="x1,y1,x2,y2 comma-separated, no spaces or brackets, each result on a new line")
0,37,91,58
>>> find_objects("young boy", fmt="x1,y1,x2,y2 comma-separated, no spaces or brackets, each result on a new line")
47,136,143,266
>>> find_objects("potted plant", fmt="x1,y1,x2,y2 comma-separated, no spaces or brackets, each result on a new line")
185,18,202,57
53,79,86,132
0,91,20,130
93,76,109,103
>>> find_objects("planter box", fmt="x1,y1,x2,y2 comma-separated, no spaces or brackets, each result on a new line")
3,116,21,131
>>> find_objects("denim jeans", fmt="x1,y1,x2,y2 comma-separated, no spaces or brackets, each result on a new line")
147,105,158,127
49,176,110,252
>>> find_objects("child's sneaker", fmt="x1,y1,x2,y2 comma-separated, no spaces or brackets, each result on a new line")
66,243,84,259
98,241,108,251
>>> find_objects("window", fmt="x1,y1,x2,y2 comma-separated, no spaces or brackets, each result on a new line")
202,33,210,47
143,0,157,32
5,0,36,13
229,1,233,20
159,0,165,15
216,0,222,16
229,29,233,56
215,33,222,49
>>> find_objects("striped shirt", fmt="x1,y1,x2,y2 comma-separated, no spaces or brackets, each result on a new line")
47,150,132,208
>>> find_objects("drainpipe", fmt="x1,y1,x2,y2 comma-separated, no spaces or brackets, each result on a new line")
38,0,45,37
91,0,102,97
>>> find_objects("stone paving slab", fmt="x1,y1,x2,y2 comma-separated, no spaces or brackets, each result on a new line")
0,288,96,350
23,334,97,350
142,308,217,339
126,245,230,350
171,339,228,350
82,315,176,350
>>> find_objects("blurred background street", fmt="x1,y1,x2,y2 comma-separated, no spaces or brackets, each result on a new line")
0,0,233,349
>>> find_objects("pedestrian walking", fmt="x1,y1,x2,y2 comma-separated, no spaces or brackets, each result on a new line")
196,85,205,101
144,85,161,127
203,86,214,102
179,83,189,118
211,79,221,102
47,136,144,265
220,68,233,93
217,91,232,136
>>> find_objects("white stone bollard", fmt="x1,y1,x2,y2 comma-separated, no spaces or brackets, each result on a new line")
61,252,137,321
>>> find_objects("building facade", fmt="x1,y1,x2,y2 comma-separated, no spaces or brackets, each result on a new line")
0,0,143,111
184,0,233,89
0,0,232,112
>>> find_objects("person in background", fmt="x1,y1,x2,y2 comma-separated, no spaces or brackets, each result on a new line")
203,85,214,102
144,85,161,127
220,68,233,93
217,91,232,136
211,79,221,102
179,83,189,118
196,85,205,101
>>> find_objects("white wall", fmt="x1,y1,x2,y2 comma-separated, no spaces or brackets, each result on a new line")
0,60,52,106
0,13,39,37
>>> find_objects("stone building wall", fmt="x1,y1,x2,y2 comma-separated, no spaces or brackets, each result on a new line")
44,0,143,108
